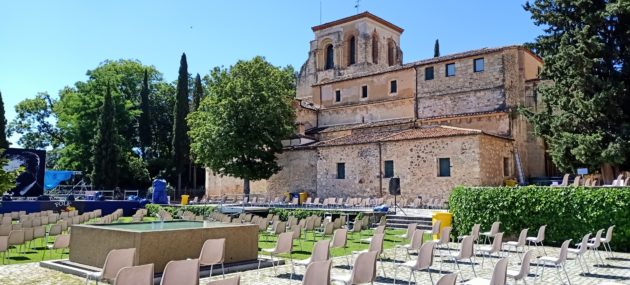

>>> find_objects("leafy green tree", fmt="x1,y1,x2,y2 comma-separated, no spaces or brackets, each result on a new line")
0,149,22,195
138,69,152,158
189,56,296,196
172,53,190,193
91,85,120,189
434,39,440,57
8,92,62,149
523,0,630,171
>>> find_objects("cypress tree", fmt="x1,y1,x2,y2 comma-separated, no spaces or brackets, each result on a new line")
92,85,119,189
138,70,152,158
0,91,8,149
192,73,204,111
434,39,440,57
172,53,190,193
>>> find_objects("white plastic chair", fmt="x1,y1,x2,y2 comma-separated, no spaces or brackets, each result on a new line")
569,233,591,274
294,239,329,269
396,229,424,260
86,248,136,284
258,231,293,275
505,228,528,259
526,225,547,254
302,260,332,285
480,222,501,244
199,238,225,278
463,257,508,285
394,241,436,285
592,225,615,258
331,251,378,285
478,232,503,268
442,235,476,280
538,239,571,285
507,250,533,284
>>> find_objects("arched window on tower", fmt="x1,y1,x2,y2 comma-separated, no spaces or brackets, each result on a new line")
387,40,395,66
348,36,356,65
325,44,334,70
372,33,379,64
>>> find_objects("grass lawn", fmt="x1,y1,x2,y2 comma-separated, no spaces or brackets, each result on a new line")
258,228,432,260
2,217,426,266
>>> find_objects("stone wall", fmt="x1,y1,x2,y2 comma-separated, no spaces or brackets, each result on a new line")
316,144,382,198
318,97,414,127
479,135,514,186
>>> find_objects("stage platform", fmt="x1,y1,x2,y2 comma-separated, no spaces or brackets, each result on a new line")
0,200,142,216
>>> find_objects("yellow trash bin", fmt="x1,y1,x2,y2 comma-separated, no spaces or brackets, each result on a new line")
181,195,189,205
431,212,453,240
299,192,308,204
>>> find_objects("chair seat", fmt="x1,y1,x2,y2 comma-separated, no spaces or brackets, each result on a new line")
506,269,522,279
294,257,311,267
331,274,352,284
87,271,102,279
480,232,492,236
567,248,581,254
463,277,491,285
525,237,539,242
360,238,372,243
506,241,519,246
399,260,416,268
589,238,608,243
262,248,276,254
539,256,559,264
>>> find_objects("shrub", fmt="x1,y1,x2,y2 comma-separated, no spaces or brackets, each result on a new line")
145,204,216,218
449,186,630,252
269,208,345,221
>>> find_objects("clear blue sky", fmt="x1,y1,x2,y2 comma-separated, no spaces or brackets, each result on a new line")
0,0,542,145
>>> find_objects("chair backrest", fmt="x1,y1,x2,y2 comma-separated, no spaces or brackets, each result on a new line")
561,174,569,186
489,233,503,253
330,229,347,248
161,259,199,285
592,229,604,247
471,224,481,240
374,225,385,235
323,221,334,235
516,250,533,279
8,230,24,246
410,229,424,249
310,239,330,263
405,223,417,239
302,260,331,285
378,216,386,226
206,276,240,285
53,234,71,249
0,224,11,236
439,227,452,244
577,233,590,255
488,257,509,285
458,236,474,259
573,176,581,186
415,241,435,270
436,273,458,285
22,227,34,242
305,217,315,231
274,221,286,234
0,236,8,252
102,248,137,281
557,239,572,264
291,225,302,239
33,226,46,238
536,225,546,241
605,225,615,241
431,220,441,235
368,233,384,255
516,228,528,246
275,232,294,254
113,263,154,285
199,238,225,265
49,224,62,236
349,251,378,284
489,221,501,235
352,219,362,232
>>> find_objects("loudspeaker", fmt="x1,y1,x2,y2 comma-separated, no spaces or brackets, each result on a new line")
388,177,401,196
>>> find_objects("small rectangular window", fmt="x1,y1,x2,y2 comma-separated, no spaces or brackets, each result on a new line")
474,58,484,72
438,158,451,177
335,89,341,102
425,67,434,80
336,163,345,179
503,157,510,177
384,160,394,178
390,80,397,94
361,85,368,98
446,63,456,77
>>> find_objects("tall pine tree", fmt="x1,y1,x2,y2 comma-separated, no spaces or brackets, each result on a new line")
0,91,8,149
91,85,120,189
523,0,630,172
434,39,440,57
172,53,190,193
138,70,152,158
192,74,204,111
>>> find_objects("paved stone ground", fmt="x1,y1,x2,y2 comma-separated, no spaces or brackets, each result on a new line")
1,244,629,285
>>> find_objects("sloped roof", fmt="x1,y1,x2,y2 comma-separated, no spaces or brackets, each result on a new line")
311,11,404,33
314,126,505,147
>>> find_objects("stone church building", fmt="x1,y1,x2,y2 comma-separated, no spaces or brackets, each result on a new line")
206,12,547,200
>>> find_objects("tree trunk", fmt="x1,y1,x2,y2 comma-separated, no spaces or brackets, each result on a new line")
177,173,182,201
193,166,197,191
243,177,250,198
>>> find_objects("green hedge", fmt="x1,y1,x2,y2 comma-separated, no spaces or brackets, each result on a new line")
449,186,630,252
269,208,351,221
145,204,216,218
